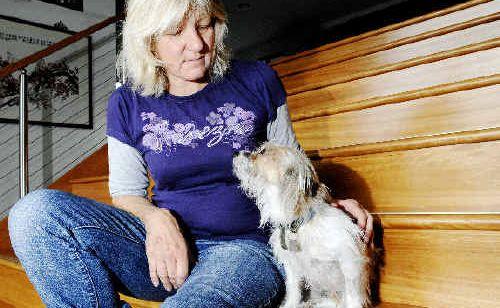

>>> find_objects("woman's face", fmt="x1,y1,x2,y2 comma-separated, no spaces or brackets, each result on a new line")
154,12,215,84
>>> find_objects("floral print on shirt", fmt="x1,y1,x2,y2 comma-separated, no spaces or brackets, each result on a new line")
141,103,256,155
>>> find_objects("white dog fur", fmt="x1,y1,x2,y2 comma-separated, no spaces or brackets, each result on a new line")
232,142,372,308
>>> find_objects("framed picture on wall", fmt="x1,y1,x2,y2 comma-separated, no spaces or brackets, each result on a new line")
0,15,92,129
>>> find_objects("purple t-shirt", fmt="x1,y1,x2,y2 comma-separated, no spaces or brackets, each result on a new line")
106,59,287,243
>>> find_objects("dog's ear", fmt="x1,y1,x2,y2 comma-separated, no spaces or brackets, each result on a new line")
307,178,320,197
301,159,323,199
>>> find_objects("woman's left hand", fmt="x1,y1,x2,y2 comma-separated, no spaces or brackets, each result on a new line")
330,198,373,245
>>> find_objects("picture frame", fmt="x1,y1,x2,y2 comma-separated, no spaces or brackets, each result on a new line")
0,15,93,129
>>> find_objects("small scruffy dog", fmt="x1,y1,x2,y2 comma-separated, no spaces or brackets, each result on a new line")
232,142,372,308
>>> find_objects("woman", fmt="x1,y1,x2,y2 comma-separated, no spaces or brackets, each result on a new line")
8,0,373,307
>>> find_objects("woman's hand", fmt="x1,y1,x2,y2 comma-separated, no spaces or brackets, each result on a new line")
142,207,190,291
330,198,373,245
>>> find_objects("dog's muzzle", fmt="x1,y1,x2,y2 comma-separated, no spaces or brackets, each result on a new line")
233,151,251,158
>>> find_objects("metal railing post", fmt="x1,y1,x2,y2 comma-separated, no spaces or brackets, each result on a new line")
19,69,29,198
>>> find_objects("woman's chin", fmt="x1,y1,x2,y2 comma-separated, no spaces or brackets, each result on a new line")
184,68,209,82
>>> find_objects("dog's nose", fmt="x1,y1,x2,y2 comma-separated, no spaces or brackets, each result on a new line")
233,151,251,158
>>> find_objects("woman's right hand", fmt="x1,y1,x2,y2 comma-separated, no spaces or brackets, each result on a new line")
142,207,190,291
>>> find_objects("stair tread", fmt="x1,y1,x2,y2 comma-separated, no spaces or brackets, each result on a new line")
377,303,424,308
0,255,425,307
69,175,109,184
0,255,21,269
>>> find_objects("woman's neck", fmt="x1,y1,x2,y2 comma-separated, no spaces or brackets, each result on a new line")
167,75,209,97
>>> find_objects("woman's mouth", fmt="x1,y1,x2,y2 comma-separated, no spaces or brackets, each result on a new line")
188,56,203,62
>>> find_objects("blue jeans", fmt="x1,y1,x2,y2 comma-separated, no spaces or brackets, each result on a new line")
8,189,286,307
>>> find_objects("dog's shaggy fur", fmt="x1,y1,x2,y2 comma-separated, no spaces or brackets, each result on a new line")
233,142,372,308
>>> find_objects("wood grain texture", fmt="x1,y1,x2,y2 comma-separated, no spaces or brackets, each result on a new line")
270,0,492,66
282,20,500,95
287,46,500,121
71,179,112,205
379,214,500,230
376,304,423,308
0,258,44,307
378,229,500,307
294,85,500,150
313,140,500,213
307,127,500,158
0,217,15,260
0,257,162,307
272,0,499,76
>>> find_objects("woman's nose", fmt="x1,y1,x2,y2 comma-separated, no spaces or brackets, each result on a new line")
184,28,204,52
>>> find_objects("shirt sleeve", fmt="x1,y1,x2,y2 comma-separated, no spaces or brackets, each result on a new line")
107,136,149,198
254,60,287,123
106,87,136,147
253,60,302,150
267,102,301,150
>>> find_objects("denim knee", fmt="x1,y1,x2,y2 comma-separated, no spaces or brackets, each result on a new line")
8,189,64,250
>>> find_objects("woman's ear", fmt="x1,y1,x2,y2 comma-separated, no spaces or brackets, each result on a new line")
149,36,158,57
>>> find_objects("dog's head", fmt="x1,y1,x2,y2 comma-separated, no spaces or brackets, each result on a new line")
232,141,330,227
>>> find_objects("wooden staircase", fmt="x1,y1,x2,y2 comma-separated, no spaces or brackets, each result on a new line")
0,152,420,308
1,0,499,306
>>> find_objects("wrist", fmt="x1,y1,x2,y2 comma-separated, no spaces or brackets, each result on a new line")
138,205,163,223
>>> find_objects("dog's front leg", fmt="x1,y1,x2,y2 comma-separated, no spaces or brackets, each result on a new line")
280,260,303,308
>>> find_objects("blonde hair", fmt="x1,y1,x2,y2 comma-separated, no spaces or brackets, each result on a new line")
117,0,232,97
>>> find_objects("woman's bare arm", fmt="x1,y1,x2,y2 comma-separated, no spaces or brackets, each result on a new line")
110,194,189,291
110,195,159,222
107,136,189,291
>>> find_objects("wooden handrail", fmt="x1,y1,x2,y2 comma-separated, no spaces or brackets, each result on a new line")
0,14,124,79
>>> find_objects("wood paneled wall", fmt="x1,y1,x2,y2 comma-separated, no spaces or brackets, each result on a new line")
270,0,500,307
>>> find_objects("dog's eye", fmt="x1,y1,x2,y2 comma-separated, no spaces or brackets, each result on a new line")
258,148,266,155
285,168,296,176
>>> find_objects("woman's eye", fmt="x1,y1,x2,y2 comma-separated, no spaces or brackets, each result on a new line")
198,24,212,31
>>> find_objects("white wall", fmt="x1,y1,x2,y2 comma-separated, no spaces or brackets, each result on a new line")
0,0,117,220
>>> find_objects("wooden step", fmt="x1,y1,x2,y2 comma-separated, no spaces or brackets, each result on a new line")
2,214,498,307
377,214,500,307
271,0,499,76
1,255,421,307
69,175,112,205
0,216,16,260
0,255,423,307
0,257,44,307
377,304,422,308
0,256,162,307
